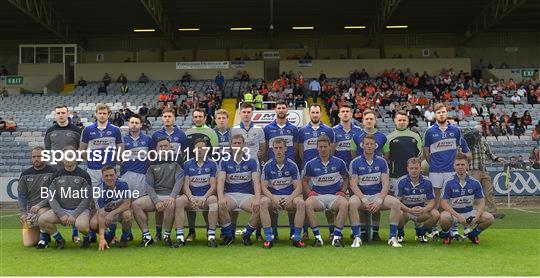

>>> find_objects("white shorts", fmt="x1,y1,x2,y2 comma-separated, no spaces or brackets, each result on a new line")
389,178,399,193
429,172,455,189
450,210,476,225
315,194,339,210
362,193,381,205
225,192,253,209
121,171,147,198
87,168,103,188
58,208,90,218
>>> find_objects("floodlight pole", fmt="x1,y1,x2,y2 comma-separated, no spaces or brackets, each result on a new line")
367,0,401,46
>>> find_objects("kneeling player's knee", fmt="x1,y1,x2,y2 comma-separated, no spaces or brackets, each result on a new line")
260,197,270,207
431,209,440,218
295,199,305,209
483,212,494,223
122,210,132,221
76,221,89,234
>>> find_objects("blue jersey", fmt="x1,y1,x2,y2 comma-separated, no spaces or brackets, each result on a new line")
261,158,299,195
424,123,469,173
121,133,151,175
298,122,335,167
442,174,483,214
81,122,123,170
333,124,364,167
215,128,232,149
303,156,348,195
353,130,387,157
150,126,188,152
96,180,130,212
184,158,218,197
220,158,259,194
397,175,435,208
264,120,299,161
349,155,389,195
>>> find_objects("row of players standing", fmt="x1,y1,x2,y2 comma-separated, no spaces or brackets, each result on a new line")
18,100,493,249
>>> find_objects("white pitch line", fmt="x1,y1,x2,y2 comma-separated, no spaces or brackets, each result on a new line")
0,214,18,218
512,208,540,214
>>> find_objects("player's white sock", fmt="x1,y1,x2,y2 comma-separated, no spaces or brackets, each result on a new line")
208,235,215,241
315,235,323,241
177,235,185,242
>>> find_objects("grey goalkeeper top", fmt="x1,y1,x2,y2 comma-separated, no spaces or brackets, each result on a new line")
145,159,184,204
17,165,57,215
48,167,92,218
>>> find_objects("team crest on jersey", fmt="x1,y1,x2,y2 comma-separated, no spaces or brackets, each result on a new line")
106,131,112,135
90,132,96,135
169,165,174,169
374,166,380,171
205,168,210,173
331,166,336,171
27,177,34,182
154,167,161,171
173,137,178,141
312,131,318,137
419,188,425,193
344,134,350,139
198,170,202,174
284,171,290,175
277,171,282,177
74,178,80,183
449,132,455,136
468,189,473,194
243,166,248,170
133,142,138,147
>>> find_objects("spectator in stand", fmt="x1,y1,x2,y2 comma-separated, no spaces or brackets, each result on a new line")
490,121,502,137
309,79,321,103
530,147,540,169
500,122,512,136
138,103,149,118
77,77,87,87
71,111,83,129
159,83,168,94
1,87,8,97
138,73,149,84
0,117,6,133
532,121,540,143
0,65,8,76
181,72,192,84
493,92,504,104
506,156,526,171
5,115,17,132
102,73,112,86
240,71,250,82
509,112,520,126
214,71,225,93
120,83,129,94
233,70,242,81
117,73,127,84
514,120,526,137
510,92,521,105
97,83,108,95
522,111,533,127
112,112,124,127
517,85,527,97
423,106,435,125
170,83,181,95
141,115,151,134
148,105,160,120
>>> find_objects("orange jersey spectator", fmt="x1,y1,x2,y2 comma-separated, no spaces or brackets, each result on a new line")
418,96,429,106
443,91,452,101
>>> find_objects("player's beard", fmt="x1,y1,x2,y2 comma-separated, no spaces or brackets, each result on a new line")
436,117,447,125
311,119,320,125
130,127,140,134
277,113,287,119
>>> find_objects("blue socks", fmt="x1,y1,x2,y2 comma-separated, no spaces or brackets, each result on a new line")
312,227,320,237
71,225,78,237
334,227,343,237
328,224,335,235
244,224,256,237
351,225,360,237
263,227,274,241
52,231,63,242
156,226,162,235
294,227,302,241
121,230,130,241
416,226,428,236
471,227,482,237
389,224,398,238
221,223,233,238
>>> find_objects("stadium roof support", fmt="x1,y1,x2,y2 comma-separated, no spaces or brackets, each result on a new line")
371,0,401,35
461,0,528,44
7,0,73,42
139,0,176,49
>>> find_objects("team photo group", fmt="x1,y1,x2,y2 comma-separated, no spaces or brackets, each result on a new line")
17,99,495,251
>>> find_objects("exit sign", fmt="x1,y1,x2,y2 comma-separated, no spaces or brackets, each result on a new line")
521,69,535,78
5,75,24,85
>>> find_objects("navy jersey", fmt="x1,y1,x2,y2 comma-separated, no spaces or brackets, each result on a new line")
121,133,151,175
332,123,364,167
215,128,232,149
397,175,435,208
424,123,470,173
96,180,130,212
442,174,484,214
184,158,218,197
298,122,335,167
261,158,300,195
303,156,348,195
353,130,387,157
264,120,299,161
81,122,123,170
220,158,259,194
150,126,188,152
349,155,389,195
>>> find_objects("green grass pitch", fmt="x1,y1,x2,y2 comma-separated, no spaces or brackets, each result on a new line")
1,208,539,276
